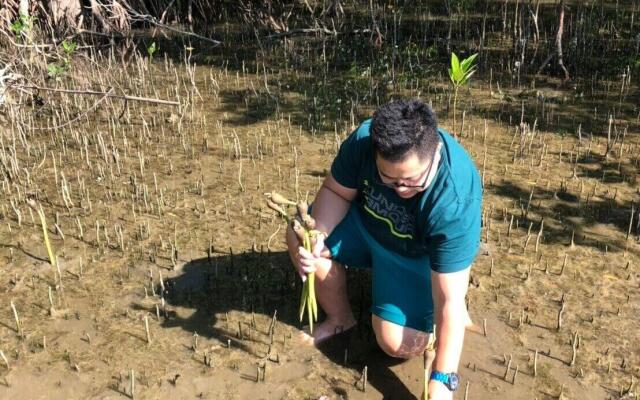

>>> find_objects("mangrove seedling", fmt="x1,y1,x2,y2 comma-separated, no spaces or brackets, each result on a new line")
10,300,22,338
27,200,57,271
0,350,9,369
147,42,157,60
266,191,321,333
421,331,436,400
448,52,477,135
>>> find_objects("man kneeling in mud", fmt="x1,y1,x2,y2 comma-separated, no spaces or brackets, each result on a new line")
286,98,482,399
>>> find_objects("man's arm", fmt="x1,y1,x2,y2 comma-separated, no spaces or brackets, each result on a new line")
286,173,356,265
429,267,470,393
310,173,357,235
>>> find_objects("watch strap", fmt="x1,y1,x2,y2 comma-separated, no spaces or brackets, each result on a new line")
430,371,450,385
430,370,459,391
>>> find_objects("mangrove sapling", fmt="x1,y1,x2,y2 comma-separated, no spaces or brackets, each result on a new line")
448,52,478,135
504,354,513,381
144,315,151,345
9,300,27,344
265,191,322,333
358,366,368,392
557,299,566,331
27,200,57,273
421,333,436,400
560,253,569,276
48,286,55,316
192,332,199,351
260,362,266,382
130,369,135,399
0,350,9,369
570,331,579,366
267,310,278,343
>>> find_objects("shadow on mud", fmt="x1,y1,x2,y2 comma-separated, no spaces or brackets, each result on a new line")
158,249,419,399
491,177,637,255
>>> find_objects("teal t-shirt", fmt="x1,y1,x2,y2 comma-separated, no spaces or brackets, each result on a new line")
330,119,482,272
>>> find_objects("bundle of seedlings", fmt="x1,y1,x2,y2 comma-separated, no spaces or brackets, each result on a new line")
266,191,323,333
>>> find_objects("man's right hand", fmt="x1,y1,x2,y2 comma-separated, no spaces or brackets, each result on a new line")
287,227,331,281
285,172,355,281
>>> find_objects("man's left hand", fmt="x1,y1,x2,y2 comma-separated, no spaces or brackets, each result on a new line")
428,380,453,400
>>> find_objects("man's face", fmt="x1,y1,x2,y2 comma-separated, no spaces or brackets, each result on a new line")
375,151,434,199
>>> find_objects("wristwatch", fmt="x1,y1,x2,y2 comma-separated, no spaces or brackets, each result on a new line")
430,371,460,391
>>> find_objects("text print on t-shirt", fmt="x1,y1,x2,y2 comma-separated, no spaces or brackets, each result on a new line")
361,180,416,240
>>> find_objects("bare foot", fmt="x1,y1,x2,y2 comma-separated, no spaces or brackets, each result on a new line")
297,317,357,347
463,308,485,334
464,308,474,328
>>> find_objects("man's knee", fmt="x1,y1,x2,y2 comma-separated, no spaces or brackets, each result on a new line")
313,257,346,282
375,333,427,359
372,316,429,359
375,335,405,358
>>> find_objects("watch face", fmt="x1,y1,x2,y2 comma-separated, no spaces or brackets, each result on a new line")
448,373,460,391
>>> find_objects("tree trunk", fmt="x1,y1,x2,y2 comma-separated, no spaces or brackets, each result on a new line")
89,0,111,32
48,0,82,33
556,0,571,82
187,0,193,29
19,0,34,42
19,0,29,18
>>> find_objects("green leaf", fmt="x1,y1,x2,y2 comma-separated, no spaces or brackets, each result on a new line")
62,40,77,54
460,53,478,73
47,64,63,77
427,45,437,59
147,42,157,58
459,69,476,86
449,52,478,87
10,20,23,35
450,52,461,76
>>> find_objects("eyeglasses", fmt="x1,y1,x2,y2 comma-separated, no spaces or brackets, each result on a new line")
375,155,435,190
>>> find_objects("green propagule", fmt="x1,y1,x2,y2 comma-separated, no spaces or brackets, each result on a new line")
266,191,323,334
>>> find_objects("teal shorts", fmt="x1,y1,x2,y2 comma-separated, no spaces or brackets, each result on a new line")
324,204,435,333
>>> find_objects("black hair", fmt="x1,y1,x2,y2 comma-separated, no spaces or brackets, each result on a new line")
370,98,439,162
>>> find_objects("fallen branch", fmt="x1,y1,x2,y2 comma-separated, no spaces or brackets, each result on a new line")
146,21,220,46
10,84,180,106
74,28,127,39
268,27,337,38
124,5,221,46
268,27,371,39
0,27,54,49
